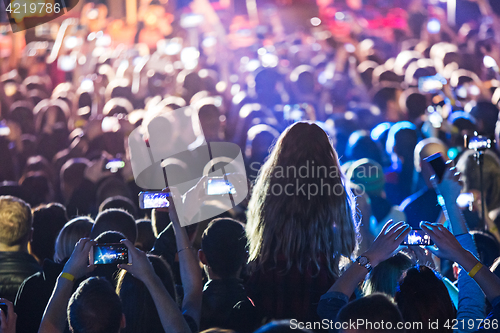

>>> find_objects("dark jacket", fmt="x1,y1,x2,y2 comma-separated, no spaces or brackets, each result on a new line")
201,278,259,332
0,251,41,302
15,259,65,333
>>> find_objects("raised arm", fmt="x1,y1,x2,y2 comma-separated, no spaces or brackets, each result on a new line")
39,238,96,333
328,221,411,296
168,187,203,328
430,165,485,332
430,164,468,235
119,239,192,333
422,222,500,303
318,220,411,330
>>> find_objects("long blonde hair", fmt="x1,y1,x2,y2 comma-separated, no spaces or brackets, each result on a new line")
246,122,358,277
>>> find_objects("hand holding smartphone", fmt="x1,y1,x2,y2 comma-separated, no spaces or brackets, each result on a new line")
90,243,128,265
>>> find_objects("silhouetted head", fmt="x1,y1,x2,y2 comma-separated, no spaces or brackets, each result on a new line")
99,196,137,218
338,293,405,332
91,209,137,243
31,203,68,263
395,265,455,332
363,252,413,298
200,218,247,279
68,277,124,333
116,255,176,333
345,130,383,165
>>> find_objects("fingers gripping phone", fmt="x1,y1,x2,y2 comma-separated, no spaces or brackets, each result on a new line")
403,229,433,246
90,243,128,265
423,152,447,183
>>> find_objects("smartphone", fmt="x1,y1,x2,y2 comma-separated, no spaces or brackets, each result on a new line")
4,82,17,97
180,13,204,29
206,177,236,196
466,135,492,151
138,191,170,209
418,74,446,94
57,55,76,72
0,122,10,136
104,159,125,173
91,243,128,265
455,86,468,99
423,152,447,182
403,229,433,246
427,18,441,34
457,192,474,208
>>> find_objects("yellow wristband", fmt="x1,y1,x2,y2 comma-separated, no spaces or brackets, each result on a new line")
468,262,483,278
60,272,75,282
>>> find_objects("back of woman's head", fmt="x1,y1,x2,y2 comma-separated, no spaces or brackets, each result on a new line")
54,216,93,263
363,252,413,298
247,121,357,277
395,265,455,332
116,255,176,333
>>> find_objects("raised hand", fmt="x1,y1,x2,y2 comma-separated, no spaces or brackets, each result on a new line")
118,239,156,284
420,221,468,263
0,298,16,333
62,238,96,280
430,163,462,202
325,220,411,298
364,220,412,267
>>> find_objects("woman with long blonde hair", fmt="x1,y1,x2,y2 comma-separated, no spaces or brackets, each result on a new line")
245,121,358,323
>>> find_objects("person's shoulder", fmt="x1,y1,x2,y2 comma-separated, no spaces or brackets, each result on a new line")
0,251,41,269
15,269,46,300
